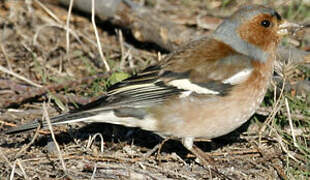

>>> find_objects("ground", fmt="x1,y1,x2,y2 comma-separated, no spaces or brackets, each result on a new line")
0,0,309,179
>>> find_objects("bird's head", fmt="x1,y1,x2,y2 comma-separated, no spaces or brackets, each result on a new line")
213,5,301,62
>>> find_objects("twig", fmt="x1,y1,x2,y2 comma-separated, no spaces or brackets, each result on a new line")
0,43,12,71
9,160,17,180
0,65,42,88
157,51,162,62
91,0,110,72
90,163,97,180
0,120,17,127
117,30,134,70
33,2,99,52
1,73,110,108
256,106,310,121
33,24,82,47
271,159,288,180
305,54,310,63
16,125,41,158
65,0,74,65
86,133,105,153
0,79,34,92
127,49,134,69
143,143,161,158
25,0,33,13
43,102,67,173
34,0,62,23
258,79,286,145
275,131,299,163
0,149,22,177
284,98,298,148
118,29,126,70
157,137,171,165
51,93,94,106
142,162,196,180
256,147,288,180
35,15,96,49
16,159,29,180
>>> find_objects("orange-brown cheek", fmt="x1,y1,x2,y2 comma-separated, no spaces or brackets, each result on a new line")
237,16,279,51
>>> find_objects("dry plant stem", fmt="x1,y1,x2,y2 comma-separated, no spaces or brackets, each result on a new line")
59,0,191,51
285,98,298,148
190,145,232,180
0,44,12,71
1,73,110,108
275,131,299,162
141,162,196,180
86,133,105,153
9,160,16,180
118,29,126,70
91,0,110,72
52,93,94,106
33,1,98,52
16,159,29,180
257,106,310,121
271,159,288,180
206,149,260,157
157,52,162,62
156,137,171,165
16,125,41,158
57,154,139,163
191,145,215,166
43,102,67,173
34,0,62,23
117,31,134,69
0,79,33,92
59,0,310,66
37,19,95,49
0,65,42,88
25,0,33,13
305,54,310,63
258,79,286,145
143,142,162,158
127,49,134,69
93,164,160,180
170,152,187,166
90,163,97,180
0,120,16,127
21,154,136,165
33,24,82,47
256,148,288,180
0,150,22,177
32,2,85,49
65,0,74,65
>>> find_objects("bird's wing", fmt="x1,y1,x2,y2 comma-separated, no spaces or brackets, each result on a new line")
4,65,183,134
5,38,253,134
159,38,254,95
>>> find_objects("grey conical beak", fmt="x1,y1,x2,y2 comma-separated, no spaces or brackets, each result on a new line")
277,20,303,36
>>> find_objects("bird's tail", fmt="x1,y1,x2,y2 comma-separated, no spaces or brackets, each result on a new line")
4,110,102,134
4,106,155,134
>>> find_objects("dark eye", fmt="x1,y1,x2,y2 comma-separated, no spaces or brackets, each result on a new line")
261,20,271,28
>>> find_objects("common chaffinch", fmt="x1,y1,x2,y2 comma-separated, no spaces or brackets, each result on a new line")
5,5,300,163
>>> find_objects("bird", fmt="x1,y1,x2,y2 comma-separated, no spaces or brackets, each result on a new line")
5,5,299,163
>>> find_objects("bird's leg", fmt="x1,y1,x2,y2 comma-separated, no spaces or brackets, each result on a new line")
156,137,171,165
182,137,231,179
182,137,215,166
143,137,170,159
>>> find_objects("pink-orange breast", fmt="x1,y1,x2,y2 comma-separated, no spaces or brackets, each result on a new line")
151,56,275,139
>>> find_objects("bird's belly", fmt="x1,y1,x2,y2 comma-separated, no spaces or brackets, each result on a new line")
154,82,268,139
